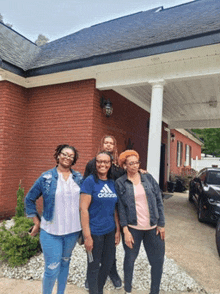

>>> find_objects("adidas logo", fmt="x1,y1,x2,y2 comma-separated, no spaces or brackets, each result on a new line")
98,184,117,198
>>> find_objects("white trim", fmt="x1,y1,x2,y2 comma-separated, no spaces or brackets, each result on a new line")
174,129,203,146
169,119,220,129
1,43,220,89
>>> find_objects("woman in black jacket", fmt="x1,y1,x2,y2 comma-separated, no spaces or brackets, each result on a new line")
115,150,165,294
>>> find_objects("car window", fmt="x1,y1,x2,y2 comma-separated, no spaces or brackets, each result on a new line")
199,172,206,182
207,171,220,185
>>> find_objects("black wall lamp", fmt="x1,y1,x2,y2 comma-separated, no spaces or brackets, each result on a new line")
171,133,176,142
100,96,113,117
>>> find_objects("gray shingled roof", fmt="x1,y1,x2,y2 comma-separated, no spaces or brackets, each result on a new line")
1,0,220,75
0,23,40,71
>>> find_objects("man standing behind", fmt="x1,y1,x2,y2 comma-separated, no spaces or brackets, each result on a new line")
84,135,123,290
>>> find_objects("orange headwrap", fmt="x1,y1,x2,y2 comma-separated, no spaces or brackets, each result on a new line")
118,150,139,168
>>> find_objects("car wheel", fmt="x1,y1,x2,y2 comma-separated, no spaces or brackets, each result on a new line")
189,189,193,202
216,219,220,257
198,199,205,222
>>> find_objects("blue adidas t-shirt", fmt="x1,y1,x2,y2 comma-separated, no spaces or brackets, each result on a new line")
80,175,118,235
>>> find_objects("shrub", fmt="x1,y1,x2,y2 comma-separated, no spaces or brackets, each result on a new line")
0,216,41,267
15,182,25,217
181,167,198,189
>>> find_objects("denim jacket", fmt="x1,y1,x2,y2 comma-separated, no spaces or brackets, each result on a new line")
115,172,165,228
25,167,83,221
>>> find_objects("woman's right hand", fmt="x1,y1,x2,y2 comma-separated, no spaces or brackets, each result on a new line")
29,224,40,237
84,236,93,252
124,230,134,249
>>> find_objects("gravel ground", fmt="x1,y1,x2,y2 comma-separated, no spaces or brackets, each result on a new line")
0,241,208,293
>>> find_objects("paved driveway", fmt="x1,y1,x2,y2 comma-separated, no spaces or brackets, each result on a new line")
164,192,220,294
0,192,220,294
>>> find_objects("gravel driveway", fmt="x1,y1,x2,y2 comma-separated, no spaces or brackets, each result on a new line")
0,192,219,294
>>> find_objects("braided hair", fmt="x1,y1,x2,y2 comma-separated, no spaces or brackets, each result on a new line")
54,144,79,166
98,135,119,165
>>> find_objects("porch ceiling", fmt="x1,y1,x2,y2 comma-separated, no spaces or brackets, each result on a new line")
96,43,220,130
113,75,220,129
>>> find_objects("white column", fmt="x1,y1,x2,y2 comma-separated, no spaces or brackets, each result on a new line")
147,82,165,182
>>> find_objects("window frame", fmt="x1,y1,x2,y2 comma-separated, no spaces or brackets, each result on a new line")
177,141,183,167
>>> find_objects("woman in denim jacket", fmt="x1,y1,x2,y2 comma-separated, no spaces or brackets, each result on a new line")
115,150,165,294
25,144,83,294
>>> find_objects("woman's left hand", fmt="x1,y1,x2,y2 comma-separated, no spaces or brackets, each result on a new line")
115,230,120,246
29,224,40,237
156,226,165,240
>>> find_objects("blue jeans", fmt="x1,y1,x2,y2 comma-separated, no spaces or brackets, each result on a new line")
87,229,115,294
40,229,80,294
122,227,165,294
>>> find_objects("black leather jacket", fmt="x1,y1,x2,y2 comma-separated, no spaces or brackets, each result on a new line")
115,172,165,228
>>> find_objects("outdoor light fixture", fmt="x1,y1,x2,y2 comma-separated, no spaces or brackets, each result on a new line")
100,96,113,117
171,133,176,142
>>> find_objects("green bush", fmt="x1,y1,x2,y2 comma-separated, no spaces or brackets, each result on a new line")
15,182,25,217
0,216,41,267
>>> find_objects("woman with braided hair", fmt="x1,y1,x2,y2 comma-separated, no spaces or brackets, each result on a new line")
25,144,83,294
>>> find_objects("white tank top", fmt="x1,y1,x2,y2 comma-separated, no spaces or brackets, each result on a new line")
41,172,81,235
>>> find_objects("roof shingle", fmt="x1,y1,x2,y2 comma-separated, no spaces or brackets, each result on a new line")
1,0,220,74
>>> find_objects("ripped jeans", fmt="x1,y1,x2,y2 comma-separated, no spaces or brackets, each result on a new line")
40,229,80,294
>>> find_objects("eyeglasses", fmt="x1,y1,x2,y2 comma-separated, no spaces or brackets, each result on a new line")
104,141,114,145
127,161,141,166
96,160,111,165
60,152,75,160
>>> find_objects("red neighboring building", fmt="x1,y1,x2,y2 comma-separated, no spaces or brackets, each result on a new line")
169,129,203,177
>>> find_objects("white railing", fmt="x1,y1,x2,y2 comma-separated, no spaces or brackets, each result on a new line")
191,156,220,171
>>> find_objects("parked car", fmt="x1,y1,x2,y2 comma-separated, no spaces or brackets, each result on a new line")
189,167,220,223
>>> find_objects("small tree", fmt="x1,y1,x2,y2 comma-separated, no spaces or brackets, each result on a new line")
0,13,13,27
35,34,49,46
0,13,3,23
15,182,25,217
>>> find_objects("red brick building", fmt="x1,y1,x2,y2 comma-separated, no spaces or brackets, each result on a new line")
1,0,219,219
169,129,203,177
1,79,170,219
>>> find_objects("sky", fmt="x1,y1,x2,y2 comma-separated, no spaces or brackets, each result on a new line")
1,0,194,43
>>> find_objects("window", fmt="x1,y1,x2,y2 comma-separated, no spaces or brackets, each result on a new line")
177,141,183,167
185,144,192,166
207,171,220,185
199,171,206,182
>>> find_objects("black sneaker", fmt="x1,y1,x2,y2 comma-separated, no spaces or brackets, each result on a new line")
84,279,89,291
109,274,122,289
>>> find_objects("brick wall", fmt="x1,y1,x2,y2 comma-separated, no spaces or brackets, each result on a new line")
91,89,168,185
0,79,168,219
23,79,96,214
0,81,27,219
91,89,150,168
